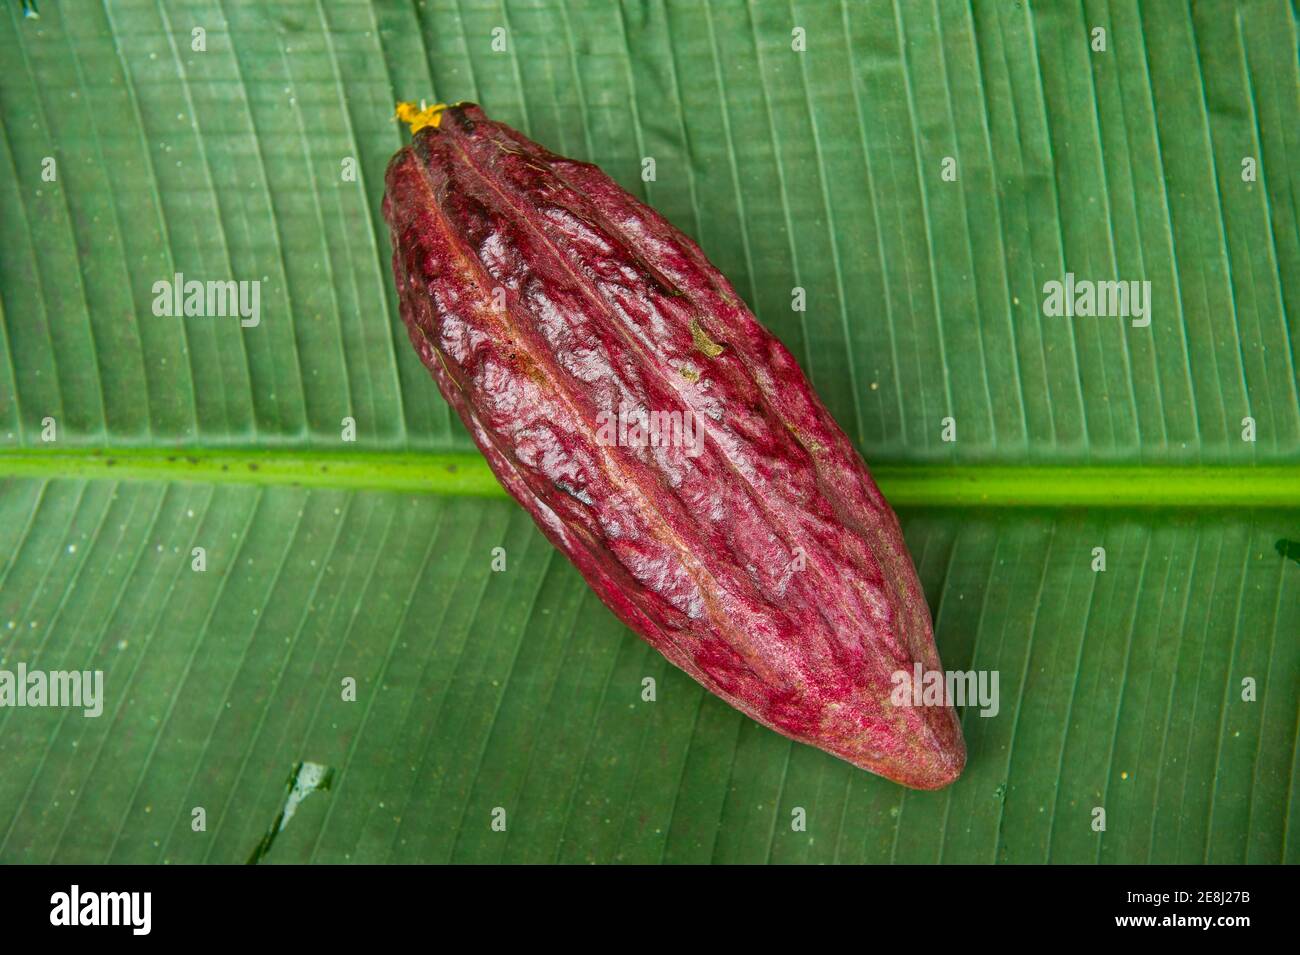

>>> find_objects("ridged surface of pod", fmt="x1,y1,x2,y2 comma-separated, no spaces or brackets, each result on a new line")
383,103,965,789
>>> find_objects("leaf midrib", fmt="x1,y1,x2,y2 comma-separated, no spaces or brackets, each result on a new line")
0,448,1296,508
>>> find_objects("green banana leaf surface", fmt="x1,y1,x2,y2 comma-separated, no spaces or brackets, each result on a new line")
0,0,1296,863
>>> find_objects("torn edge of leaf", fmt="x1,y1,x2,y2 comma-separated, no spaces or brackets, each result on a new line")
246,760,335,865
396,101,448,133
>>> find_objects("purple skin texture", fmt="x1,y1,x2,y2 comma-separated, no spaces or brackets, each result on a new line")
383,103,965,789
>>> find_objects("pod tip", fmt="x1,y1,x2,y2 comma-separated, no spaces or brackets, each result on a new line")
395,101,448,134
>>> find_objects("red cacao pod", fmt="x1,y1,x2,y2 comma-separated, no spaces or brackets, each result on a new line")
383,102,965,789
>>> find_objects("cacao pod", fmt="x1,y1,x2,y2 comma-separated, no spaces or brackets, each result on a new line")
383,102,965,789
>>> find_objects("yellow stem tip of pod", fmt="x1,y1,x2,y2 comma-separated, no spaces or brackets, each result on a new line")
396,101,448,134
